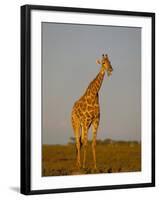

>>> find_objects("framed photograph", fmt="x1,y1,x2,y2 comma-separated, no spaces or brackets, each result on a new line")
21,4,155,195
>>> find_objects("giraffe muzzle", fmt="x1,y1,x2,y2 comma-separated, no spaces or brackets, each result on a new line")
107,67,113,76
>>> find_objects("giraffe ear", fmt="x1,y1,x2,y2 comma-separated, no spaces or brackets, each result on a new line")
96,59,101,65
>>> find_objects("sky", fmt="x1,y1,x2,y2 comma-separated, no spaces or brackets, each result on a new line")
42,22,141,144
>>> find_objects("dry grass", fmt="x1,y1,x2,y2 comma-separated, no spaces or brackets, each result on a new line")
42,141,141,176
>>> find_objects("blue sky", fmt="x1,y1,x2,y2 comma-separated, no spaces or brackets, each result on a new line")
42,22,141,144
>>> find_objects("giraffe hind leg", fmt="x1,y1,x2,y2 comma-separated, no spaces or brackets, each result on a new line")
92,118,99,170
81,125,88,169
72,116,81,168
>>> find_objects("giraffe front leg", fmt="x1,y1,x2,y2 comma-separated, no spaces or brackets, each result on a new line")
83,139,88,169
92,118,99,170
76,137,81,168
92,135,97,170
81,126,88,169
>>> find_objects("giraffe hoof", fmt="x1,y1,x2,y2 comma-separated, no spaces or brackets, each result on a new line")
91,167,98,174
76,162,81,169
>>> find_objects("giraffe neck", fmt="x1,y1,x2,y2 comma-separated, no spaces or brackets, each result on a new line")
85,66,106,98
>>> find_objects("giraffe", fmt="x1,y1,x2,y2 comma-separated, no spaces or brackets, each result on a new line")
71,54,113,169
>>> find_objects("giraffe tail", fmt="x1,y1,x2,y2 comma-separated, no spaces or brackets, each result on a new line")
79,136,83,148
75,136,83,155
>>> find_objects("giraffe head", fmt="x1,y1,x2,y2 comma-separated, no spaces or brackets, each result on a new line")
96,54,113,76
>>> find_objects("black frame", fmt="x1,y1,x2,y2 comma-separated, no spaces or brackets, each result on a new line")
21,4,155,195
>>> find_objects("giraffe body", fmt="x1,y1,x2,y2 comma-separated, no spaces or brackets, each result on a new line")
71,54,113,169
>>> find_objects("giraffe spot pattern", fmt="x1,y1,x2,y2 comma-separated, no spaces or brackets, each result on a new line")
85,112,90,118
87,89,90,96
87,97,92,104
90,111,95,116
87,106,94,111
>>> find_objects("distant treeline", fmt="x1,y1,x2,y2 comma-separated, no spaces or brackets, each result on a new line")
68,137,141,145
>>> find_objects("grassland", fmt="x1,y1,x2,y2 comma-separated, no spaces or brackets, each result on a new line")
42,140,141,176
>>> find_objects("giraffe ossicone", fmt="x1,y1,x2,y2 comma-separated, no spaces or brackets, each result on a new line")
71,54,113,169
